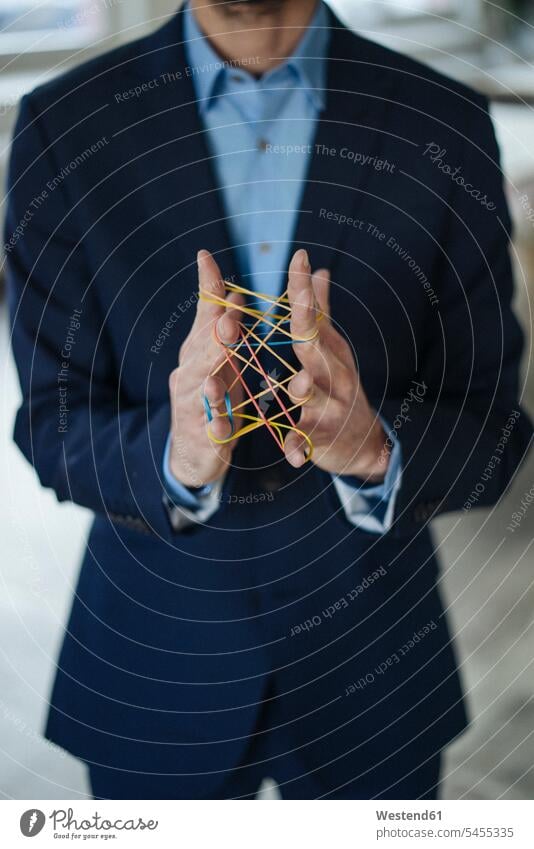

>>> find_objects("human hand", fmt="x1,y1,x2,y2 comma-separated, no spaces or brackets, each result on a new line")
284,249,389,481
168,249,243,487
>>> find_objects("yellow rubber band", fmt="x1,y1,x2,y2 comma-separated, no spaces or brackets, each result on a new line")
201,281,320,462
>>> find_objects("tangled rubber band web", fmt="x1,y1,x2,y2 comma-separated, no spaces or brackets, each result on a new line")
200,281,322,461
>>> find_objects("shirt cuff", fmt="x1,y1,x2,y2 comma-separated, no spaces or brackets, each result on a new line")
162,434,225,530
332,419,402,534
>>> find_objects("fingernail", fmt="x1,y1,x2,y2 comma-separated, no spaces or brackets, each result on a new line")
293,450,306,468
292,249,309,269
300,249,310,270
197,249,209,264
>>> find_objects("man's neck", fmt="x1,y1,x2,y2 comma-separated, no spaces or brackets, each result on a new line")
189,0,319,76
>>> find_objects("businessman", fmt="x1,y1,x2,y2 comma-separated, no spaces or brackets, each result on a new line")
6,0,532,799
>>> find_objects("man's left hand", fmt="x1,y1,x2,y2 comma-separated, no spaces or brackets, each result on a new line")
284,249,390,482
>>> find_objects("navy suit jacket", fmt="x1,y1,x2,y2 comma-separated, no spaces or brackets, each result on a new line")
6,6,532,795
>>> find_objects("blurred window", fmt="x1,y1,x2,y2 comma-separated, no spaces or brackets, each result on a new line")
376,0,462,18
327,0,469,26
326,0,482,68
0,0,105,50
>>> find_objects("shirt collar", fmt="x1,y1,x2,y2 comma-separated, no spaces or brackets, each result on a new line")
183,1,330,115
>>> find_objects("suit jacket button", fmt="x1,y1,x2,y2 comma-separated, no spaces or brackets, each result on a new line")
263,474,281,493
414,505,427,522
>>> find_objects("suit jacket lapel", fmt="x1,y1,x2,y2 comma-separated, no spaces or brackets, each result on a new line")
127,7,242,286
292,11,395,274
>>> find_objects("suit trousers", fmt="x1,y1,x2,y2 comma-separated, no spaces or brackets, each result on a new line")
88,692,442,800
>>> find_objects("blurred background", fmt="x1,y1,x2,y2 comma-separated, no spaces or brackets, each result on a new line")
0,0,533,799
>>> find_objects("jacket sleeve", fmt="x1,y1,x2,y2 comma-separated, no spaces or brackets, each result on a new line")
5,94,177,541
381,96,533,538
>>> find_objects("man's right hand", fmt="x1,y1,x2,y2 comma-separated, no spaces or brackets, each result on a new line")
167,249,243,488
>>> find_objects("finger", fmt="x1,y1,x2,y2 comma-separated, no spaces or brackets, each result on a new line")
182,286,244,371
284,430,308,469
311,268,356,369
226,290,245,314
181,250,226,363
287,369,313,401
288,251,332,379
287,370,340,446
321,323,356,371
195,249,227,327
311,268,331,320
287,369,331,411
287,249,317,344
216,291,243,347
203,374,234,440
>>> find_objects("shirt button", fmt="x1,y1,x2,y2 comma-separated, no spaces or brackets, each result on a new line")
259,243,271,254
230,74,244,83
257,138,269,152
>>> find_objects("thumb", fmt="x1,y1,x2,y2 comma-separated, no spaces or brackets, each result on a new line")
195,249,227,326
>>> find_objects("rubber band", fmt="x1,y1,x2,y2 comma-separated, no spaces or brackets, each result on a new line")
199,282,320,461
203,390,235,437
200,281,322,343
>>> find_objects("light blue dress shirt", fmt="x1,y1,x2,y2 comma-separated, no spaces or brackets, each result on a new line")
164,1,402,533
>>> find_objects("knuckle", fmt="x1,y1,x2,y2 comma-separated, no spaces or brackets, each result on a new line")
207,384,224,405
339,336,353,360
168,368,180,395
297,338,318,363
336,367,356,401
306,341,326,373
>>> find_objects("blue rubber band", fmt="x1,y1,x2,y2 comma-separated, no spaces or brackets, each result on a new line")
203,391,234,436
203,394,214,423
224,391,234,435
